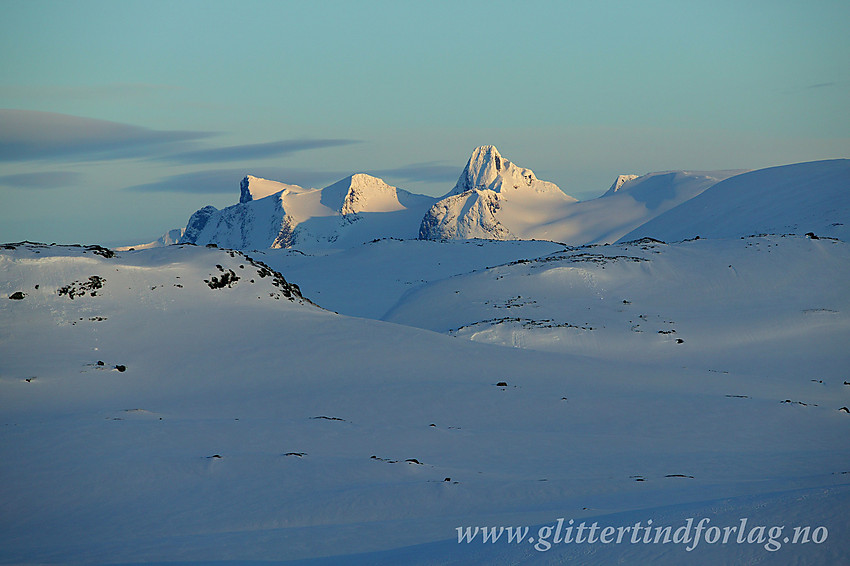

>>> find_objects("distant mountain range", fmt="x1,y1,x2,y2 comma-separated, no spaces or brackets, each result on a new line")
130,146,849,250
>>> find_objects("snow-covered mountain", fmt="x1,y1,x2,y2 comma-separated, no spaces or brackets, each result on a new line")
116,227,185,251
418,146,743,245
603,174,640,196
178,173,436,250
620,158,850,242
418,145,578,240
542,169,744,245
129,148,845,251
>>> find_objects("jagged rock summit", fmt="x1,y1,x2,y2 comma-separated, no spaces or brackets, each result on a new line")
447,145,568,199
419,146,577,241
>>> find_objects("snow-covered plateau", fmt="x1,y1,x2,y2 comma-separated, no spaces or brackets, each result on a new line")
2,150,849,565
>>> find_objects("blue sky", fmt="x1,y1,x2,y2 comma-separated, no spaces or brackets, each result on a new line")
2,0,848,245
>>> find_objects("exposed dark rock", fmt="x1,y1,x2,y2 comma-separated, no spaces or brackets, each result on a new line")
85,245,115,258
8,291,25,300
204,265,240,289
57,276,105,299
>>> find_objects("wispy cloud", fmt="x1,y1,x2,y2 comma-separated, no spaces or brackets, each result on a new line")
370,161,459,184
160,139,361,164
124,167,350,195
0,109,213,162
0,171,83,189
806,82,837,89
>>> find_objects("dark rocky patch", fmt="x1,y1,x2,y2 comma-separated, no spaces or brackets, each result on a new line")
57,275,105,299
8,291,25,300
311,416,345,421
204,265,240,289
371,455,398,463
85,245,115,258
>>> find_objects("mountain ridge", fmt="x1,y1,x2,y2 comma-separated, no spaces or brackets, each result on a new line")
130,147,847,250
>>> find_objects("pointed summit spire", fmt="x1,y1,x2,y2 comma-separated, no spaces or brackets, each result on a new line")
446,145,565,198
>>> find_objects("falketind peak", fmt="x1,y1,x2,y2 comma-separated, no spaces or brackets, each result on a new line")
447,145,568,199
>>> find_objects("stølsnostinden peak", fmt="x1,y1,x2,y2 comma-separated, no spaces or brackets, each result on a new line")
178,173,436,250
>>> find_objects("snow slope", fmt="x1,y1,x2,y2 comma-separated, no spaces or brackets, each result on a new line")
528,169,743,245
2,240,849,564
384,235,850,378
179,174,436,250
254,238,564,319
620,159,850,242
